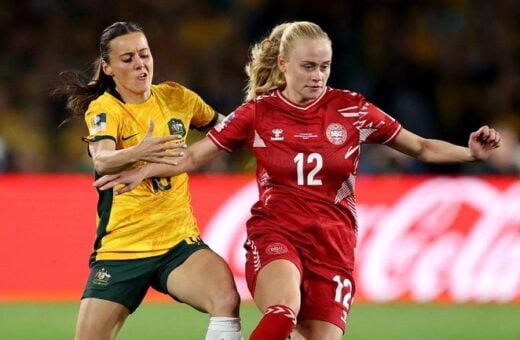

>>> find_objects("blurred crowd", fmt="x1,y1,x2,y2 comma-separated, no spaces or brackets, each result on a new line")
0,0,518,174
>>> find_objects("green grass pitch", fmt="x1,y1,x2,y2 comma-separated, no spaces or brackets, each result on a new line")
0,302,518,339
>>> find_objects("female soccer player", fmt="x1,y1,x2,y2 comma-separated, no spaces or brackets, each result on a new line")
94,21,500,339
56,22,243,340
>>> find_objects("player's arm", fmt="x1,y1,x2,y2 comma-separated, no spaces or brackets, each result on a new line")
90,121,184,175
94,137,224,194
388,126,501,163
144,137,223,176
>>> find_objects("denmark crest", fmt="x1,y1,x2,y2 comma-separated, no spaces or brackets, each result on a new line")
326,123,347,145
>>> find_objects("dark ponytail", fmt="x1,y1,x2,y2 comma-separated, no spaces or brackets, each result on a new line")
54,22,144,118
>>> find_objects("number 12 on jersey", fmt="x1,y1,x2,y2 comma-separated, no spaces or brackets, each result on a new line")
294,152,323,186
333,275,353,323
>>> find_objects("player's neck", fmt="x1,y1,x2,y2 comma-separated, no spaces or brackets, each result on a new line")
116,87,152,104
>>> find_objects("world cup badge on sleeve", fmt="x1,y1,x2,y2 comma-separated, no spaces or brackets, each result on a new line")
91,113,107,134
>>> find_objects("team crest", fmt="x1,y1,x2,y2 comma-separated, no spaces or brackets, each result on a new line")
168,119,186,137
92,267,111,286
326,123,347,145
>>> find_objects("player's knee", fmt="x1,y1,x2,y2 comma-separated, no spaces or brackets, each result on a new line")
210,285,241,316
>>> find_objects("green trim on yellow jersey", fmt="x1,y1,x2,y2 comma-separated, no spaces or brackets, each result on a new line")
192,110,219,131
91,173,114,263
82,135,116,144
82,135,116,157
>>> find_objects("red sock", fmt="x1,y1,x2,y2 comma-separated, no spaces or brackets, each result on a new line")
250,304,296,340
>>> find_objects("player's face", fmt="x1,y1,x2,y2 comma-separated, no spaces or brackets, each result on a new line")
102,32,153,103
279,38,331,106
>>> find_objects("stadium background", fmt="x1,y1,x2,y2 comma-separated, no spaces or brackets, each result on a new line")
0,0,519,339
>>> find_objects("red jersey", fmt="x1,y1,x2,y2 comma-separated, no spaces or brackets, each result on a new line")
208,87,401,271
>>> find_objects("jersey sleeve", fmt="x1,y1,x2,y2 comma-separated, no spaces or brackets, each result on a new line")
360,102,402,144
184,87,219,130
207,103,254,152
83,101,120,143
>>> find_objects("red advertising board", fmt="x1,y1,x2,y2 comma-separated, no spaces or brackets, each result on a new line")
0,174,518,303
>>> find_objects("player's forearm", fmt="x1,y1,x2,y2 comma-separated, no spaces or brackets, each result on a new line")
138,160,192,179
138,143,223,178
416,139,476,163
92,147,141,174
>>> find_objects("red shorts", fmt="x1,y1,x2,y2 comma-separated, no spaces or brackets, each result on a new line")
245,233,356,333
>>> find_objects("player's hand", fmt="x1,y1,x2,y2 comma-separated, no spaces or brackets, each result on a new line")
135,120,187,164
468,125,501,161
94,168,145,195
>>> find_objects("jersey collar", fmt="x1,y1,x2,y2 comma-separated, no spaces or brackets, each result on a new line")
276,87,329,111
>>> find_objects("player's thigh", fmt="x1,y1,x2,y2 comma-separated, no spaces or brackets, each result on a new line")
166,248,239,314
292,319,343,340
298,268,355,334
245,234,302,313
253,259,302,313
75,297,129,340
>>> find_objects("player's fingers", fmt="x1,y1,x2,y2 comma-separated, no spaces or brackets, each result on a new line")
477,125,491,142
153,150,186,158
487,129,497,143
99,181,119,191
146,120,155,136
172,141,187,148
152,157,179,166
158,134,183,143
93,174,119,188
163,160,180,166
491,132,501,148
115,184,135,195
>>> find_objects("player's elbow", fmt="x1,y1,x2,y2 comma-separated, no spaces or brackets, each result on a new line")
91,156,120,175
92,160,110,175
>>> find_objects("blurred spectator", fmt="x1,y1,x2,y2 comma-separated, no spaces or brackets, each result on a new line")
0,83,50,172
359,144,428,174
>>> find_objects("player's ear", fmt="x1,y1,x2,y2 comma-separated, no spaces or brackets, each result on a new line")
278,54,286,73
102,61,114,77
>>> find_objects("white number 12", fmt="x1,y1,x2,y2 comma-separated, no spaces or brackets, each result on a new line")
294,152,323,186
333,275,353,323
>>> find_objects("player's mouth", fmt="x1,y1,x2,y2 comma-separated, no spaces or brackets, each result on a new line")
306,85,322,91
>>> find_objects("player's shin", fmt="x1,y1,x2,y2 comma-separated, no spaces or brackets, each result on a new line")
250,304,296,340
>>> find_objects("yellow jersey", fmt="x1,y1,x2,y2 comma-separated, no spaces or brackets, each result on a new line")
83,81,218,261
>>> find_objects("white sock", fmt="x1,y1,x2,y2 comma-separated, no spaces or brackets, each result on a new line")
204,316,243,340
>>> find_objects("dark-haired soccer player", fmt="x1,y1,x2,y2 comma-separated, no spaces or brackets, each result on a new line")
56,21,243,340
